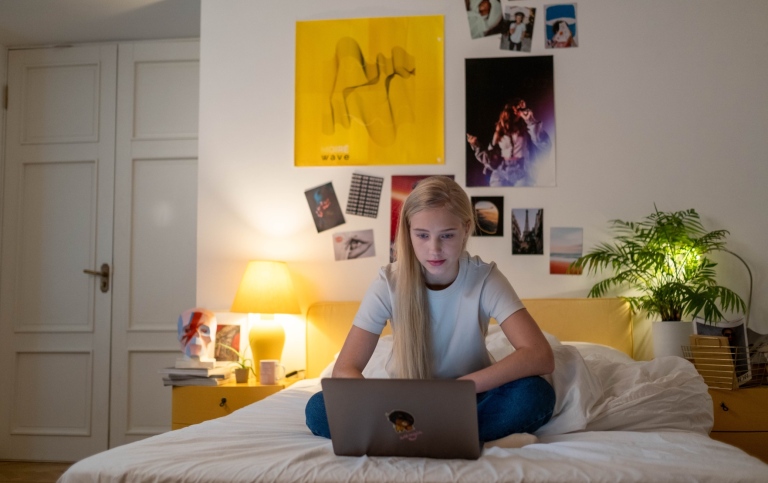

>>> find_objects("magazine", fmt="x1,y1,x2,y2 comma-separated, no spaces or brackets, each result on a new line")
693,316,751,385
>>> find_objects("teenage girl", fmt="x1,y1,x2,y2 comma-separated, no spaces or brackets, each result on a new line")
305,176,556,446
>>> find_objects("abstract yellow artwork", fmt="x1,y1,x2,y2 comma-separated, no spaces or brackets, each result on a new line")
295,16,444,166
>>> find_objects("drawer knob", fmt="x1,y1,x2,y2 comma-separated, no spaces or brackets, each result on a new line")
720,402,729,412
219,397,227,407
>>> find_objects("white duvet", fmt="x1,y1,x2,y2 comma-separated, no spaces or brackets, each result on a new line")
61,332,767,483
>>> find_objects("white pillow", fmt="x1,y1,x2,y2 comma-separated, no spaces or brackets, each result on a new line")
318,335,393,379
485,323,561,361
563,341,634,364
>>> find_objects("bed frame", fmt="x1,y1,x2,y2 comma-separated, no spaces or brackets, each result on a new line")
306,298,633,378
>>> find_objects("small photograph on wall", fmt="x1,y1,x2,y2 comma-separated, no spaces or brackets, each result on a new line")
305,182,345,233
512,208,543,255
332,229,376,261
465,56,556,188
471,196,504,237
466,0,504,39
295,16,445,167
391,175,454,262
550,227,583,274
346,173,384,219
545,4,578,48
500,4,536,52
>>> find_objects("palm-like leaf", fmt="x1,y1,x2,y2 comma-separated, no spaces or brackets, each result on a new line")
569,207,746,323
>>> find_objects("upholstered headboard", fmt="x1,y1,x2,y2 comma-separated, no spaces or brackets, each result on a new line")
305,298,633,378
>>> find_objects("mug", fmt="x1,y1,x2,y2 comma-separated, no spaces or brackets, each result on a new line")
259,359,286,385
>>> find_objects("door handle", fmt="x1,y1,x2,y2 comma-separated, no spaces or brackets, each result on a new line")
83,263,110,293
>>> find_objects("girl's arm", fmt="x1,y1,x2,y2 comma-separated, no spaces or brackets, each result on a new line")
332,325,380,378
458,309,554,393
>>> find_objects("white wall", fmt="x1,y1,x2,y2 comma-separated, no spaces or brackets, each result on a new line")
198,0,768,364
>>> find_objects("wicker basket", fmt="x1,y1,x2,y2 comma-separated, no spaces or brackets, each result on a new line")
683,334,767,390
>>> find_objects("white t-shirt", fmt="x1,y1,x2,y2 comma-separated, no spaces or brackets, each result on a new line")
353,252,525,378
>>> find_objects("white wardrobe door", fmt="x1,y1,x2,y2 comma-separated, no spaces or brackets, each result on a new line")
110,40,200,448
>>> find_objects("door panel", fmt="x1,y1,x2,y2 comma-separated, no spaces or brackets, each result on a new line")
0,45,116,461
19,161,95,330
110,40,199,447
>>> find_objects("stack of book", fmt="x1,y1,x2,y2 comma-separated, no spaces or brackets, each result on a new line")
159,364,234,386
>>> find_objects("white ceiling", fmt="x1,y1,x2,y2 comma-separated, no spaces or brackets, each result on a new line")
0,0,200,48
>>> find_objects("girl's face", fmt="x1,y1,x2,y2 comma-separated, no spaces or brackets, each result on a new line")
409,207,469,290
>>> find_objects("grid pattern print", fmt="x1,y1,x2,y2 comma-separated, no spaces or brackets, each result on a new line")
346,173,384,218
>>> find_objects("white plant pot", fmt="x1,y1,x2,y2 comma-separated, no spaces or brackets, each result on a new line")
652,320,693,358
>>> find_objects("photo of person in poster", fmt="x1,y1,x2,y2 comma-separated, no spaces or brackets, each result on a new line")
545,4,578,48
305,182,345,233
500,6,535,52
465,0,503,39
465,57,556,188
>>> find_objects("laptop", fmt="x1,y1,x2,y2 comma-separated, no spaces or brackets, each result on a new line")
321,378,482,460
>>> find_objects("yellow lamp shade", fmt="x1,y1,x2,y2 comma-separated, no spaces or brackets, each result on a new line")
231,261,301,315
231,261,300,377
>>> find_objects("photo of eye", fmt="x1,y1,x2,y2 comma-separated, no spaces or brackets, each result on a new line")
332,229,376,261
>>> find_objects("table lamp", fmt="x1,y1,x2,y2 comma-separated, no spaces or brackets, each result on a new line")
230,261,301,373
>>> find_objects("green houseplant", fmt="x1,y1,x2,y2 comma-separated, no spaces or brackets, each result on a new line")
569,207,746,356
218,343,255,383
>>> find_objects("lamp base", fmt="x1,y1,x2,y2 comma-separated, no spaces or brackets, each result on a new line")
249,316,285,380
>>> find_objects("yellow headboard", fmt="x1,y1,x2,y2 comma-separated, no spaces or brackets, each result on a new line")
305,298,633,378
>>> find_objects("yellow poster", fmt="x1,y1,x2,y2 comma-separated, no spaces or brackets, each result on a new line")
295,16,444,167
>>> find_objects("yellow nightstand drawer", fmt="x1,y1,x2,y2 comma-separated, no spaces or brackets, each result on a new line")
172,380,284,429
709,431,768,464
708,387,768,464
709,387,768,432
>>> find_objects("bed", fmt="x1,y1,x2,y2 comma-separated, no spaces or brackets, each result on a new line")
60,298,768,482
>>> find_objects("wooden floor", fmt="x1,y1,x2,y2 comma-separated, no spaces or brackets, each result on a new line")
0,461,73,483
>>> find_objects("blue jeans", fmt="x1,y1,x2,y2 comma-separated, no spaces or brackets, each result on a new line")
305,376,555,442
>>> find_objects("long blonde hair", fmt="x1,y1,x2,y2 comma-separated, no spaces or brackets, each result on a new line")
392,176,474,379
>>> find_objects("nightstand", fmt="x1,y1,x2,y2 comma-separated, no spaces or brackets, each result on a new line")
708,387,768,464
171,379,288,429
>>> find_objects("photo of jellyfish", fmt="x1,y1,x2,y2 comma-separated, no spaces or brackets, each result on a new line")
305,182,345,233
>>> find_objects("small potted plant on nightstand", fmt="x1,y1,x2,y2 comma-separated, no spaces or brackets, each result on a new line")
569,207,747,358
218,343,255,383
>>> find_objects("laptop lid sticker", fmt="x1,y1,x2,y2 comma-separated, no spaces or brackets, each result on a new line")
386,410,423,441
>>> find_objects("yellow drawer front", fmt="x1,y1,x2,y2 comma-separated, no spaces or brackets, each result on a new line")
172,383,283,426
709,387,768,432
710,431,768,464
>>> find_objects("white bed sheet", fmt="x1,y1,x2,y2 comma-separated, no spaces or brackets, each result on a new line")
61,340,768,483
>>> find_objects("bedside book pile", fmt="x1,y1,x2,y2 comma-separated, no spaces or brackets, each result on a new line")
159,364,234,386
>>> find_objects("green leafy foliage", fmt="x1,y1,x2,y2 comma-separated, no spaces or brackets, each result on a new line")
218,343,256,376
569,207,746,323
